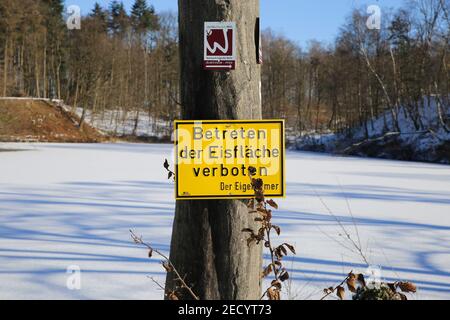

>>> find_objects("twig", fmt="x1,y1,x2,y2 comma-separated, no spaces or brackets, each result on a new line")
337,178,363,252
148,276,166,292
320,271,353,300
314,189,369,265
130,230,199,300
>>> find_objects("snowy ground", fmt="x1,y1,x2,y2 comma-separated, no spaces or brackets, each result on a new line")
0,143,449,300
72,108,172,138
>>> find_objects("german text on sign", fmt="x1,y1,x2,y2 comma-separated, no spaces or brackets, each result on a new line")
175,120,285,200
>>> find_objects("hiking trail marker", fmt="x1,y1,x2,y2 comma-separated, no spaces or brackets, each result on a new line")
175,120,285,200
204,22,236,71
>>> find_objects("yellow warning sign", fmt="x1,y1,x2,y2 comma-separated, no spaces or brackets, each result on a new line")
175,120,285,200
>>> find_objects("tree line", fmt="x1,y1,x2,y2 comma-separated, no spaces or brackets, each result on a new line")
1,0,449,137
0,0,178,136
262,0,450,137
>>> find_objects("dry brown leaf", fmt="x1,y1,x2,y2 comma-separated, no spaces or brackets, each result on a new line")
279,245,287,256
266,209,272,220
280,270,289,282
266,199,278,209
387,282,397,292
398,282,417,293
168,291,179,300
336,286,345,300
258,227,265,237
274,247,283,260
346,273,357,293
252,178,263,190
398,293,408,300
284,243,296,255
267,287,280,300
255,191,265,203
272,225,281,235
323,287,334,295
256,202,265,212
357,273,366,287
271,279,282,290
261,264,273,278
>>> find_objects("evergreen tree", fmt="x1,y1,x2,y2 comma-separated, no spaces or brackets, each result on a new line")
130,0,158,34
388,9,412,49
42,0,65,36
41,0,66,98
108,0,129,36
43,0,64,17
90,2,108,33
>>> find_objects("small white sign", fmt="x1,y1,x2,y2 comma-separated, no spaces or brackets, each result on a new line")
204,22,236,71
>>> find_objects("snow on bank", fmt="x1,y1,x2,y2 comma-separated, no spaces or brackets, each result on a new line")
295,97,450,163
0,143,449,299
72,108,173,139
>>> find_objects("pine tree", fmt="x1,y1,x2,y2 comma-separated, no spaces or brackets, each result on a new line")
108,0,129,36
90,2,108,33
43,0,64,19
37,0,66,98
42,0,65,41
130,0,158,34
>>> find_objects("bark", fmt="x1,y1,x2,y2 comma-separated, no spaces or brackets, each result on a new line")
3,37,8,97
34,50,40,98
166,0,262,300
56,53,62,99
43,37,47,99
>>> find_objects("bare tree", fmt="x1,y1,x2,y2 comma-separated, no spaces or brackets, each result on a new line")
165,0,263,300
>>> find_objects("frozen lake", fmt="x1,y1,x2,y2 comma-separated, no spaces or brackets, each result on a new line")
0,143,449,299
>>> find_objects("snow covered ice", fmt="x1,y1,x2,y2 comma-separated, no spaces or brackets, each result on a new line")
0,143,449,299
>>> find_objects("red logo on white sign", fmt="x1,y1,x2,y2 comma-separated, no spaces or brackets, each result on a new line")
204,22,236,71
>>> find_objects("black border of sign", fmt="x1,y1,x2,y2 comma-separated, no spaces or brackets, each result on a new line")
175,120,285,200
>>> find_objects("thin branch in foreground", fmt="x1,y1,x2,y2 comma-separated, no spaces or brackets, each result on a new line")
148,276,166,292
243,167,296,301
130,229,199,300
320,271,353,300
313,188,369,265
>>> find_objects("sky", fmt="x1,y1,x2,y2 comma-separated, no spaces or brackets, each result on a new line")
66,0,406,47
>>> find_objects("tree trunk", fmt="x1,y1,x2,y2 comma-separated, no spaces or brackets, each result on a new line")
43,37,47,99
3,37,8,97
166,0,262,300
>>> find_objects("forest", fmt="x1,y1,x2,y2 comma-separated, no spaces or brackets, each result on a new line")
1,0,450,302
0,0,449,138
